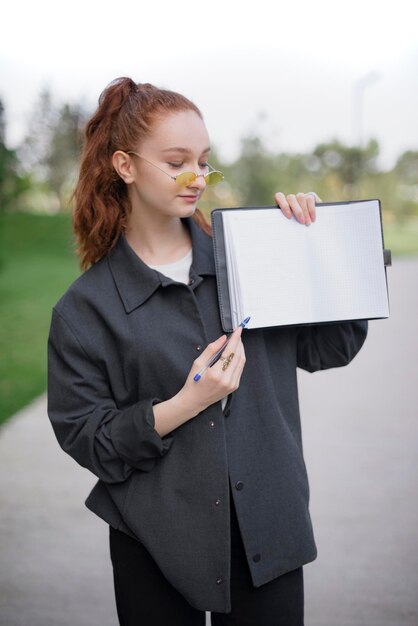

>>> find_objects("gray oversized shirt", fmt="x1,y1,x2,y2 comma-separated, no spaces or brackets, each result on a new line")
47,217,368,612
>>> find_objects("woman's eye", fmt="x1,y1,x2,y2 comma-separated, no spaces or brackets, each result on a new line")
167,161,209,170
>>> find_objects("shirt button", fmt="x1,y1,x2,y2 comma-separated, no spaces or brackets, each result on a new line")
235,481,244,491
216,577,223,585
209,420,215,428
215,499,221,506
252,553,261,563
196,344,203,352
188,278,195,286
224,408,231,417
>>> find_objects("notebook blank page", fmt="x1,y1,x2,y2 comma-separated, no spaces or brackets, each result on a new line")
222,202,389,328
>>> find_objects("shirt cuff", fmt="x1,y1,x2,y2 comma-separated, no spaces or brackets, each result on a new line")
111,397,174,472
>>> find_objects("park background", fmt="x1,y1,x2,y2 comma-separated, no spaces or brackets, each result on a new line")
1,1,417,625
1,0,418,424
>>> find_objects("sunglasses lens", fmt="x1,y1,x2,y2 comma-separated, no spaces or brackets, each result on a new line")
175,172,197,186
205,171,224,186
175,170,224,186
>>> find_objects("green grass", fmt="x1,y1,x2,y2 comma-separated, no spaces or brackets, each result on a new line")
0,211,417,427
0,212,80,425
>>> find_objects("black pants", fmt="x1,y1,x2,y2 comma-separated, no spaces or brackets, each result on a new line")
109,497,304,626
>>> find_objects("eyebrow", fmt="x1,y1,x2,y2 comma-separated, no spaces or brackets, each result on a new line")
161,147,211,154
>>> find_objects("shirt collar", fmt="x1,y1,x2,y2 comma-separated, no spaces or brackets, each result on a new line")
107,217,216,313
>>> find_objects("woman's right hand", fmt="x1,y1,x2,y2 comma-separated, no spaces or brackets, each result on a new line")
153,327,246,437
177,326,246,416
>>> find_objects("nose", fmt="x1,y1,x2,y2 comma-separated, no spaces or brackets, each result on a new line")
187,173,207,192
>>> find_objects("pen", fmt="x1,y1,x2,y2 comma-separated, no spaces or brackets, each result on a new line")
193,316,251,382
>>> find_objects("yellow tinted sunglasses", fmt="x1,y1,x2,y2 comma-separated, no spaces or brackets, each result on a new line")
126,151,224,186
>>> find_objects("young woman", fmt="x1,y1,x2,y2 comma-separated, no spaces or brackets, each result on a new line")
47,77,367,626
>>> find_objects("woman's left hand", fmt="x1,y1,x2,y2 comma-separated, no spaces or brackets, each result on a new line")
274,191,321,226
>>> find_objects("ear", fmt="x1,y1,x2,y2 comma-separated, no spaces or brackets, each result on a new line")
112,151,136,184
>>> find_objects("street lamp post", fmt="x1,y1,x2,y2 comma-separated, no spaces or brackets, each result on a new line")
352,72,380,147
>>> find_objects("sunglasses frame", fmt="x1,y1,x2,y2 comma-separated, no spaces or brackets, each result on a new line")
125,151,224,186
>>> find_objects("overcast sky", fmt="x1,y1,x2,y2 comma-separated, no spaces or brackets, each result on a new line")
2,0,417,170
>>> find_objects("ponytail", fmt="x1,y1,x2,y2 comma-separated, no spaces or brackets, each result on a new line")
73,77,210,270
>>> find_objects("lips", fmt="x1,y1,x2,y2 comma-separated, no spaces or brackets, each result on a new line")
179,195,199,203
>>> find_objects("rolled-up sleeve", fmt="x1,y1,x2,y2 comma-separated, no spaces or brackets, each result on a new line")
296,320,368,372
47,308,173,483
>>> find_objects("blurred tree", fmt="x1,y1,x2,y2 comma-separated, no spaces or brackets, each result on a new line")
19,88,56,180
394,150,418,183
227,135,283,205
220,136,383,207
312,138,380,199
0,99,4,140
0,99,31,213
44,102,85,209
392,150,418,219
19,90,86,210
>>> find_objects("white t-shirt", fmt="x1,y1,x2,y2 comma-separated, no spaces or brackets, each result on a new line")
147,248,193,285
148,249,228,411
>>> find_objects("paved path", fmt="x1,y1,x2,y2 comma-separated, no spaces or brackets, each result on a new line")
1,259,417,626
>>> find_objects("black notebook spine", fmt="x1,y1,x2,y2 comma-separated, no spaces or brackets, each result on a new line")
211,210,234,333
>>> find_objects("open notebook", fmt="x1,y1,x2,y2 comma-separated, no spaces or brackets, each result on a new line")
211,200,391,332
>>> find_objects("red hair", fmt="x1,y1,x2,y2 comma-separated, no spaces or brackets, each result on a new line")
73,77,211,270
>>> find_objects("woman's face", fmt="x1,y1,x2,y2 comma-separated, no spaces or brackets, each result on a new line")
127,110,211,220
